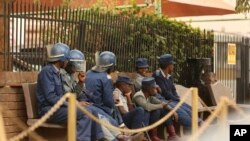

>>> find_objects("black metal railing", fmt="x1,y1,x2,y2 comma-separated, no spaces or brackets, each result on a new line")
2,1,214,84
213,32,250,103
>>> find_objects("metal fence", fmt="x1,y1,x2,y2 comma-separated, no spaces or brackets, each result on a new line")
214,32,250,103
2,1,250,103
2,1,213,82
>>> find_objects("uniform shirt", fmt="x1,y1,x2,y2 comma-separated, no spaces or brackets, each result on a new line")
113,88,129,113
132,90,163,112
85,70,115,115
36,64,67,116
60,69,86,101
134,73,145,92
153,69,180,101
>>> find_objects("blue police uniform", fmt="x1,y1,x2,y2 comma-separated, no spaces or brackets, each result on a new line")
153,70,180,101
85,70,115,115
36,64,93,141
153,70,200,128
61,68,119,125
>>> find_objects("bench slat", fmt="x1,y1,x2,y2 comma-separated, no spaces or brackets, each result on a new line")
27,119,66,129
22,83,67,129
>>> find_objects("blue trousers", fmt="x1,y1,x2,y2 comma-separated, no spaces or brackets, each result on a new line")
140,108,173,127
122,107,149,129
155,94,192,128
45,106,104,141
87,105,118,126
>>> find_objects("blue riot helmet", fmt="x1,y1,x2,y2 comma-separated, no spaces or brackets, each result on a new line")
99,51,116,67
92,51,116,72
68,49,86,72
47,43,70,62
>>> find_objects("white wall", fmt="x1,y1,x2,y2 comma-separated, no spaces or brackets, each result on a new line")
174,0,250,34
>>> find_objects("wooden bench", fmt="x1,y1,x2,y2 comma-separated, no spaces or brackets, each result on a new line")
207,82,250,110
176,85,216,114
22,83,66,140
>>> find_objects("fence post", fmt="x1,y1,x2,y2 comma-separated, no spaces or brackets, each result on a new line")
0,106,7,141
219,97,228,140
192,87,198,138
68,94,76,141
78,21,86,50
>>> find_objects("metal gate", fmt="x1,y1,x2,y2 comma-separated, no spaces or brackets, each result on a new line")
214,32,250,104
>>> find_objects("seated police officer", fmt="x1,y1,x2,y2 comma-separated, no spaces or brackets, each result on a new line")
62,50,144,141
85,51,144,141
113,76,149,129
36,43,93,141
61,49,130,141
134,58,150,92
85,51,117,117
133,77,180,141
153,54,202,129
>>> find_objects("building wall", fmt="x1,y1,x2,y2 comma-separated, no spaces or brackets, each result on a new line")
0,72,38,139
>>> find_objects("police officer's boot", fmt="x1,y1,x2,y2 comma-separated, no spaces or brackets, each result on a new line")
149,128,164,141
166,125,180,141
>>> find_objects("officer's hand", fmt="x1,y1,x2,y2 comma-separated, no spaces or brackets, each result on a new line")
124,91,132,97
162,104,171,110
79,101,91,107
156,87,162,94
172,112,178,122
114,99,120,104
78,72,86,83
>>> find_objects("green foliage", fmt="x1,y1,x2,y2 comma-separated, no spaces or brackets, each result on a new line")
41,7,213,84
110,12,214,83
235,0,250,13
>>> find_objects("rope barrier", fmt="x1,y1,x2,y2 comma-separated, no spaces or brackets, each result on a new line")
198,96,248,119
77,88,191,134
187,98,226,141
198,97,216,115
226,99,248,117
7,87,250,141
11,118,46,141
8,89,190,140
9,93,71,141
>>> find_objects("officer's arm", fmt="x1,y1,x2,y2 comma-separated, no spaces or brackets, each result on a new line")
171,84,180,99
169,77,180,99
155,77,180,101
134,96,162,112
74,82,84,94
134,76,142,92
102,79,115,108
125,94,134,111
77,91,89,102
117,106,128,115
40,70,66,106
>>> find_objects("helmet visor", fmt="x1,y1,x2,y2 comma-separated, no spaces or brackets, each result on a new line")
71,61,86,72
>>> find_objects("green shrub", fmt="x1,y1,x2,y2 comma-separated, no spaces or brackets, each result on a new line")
41,7,214,84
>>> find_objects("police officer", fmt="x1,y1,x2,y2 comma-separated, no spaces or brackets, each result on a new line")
85,51,117,116
152,54,202,129
60,49,88,101
61,49,123,141
36,43,93,141
134,58,150,92
133,77,180,141
113,76,149,129
63,50,142,141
